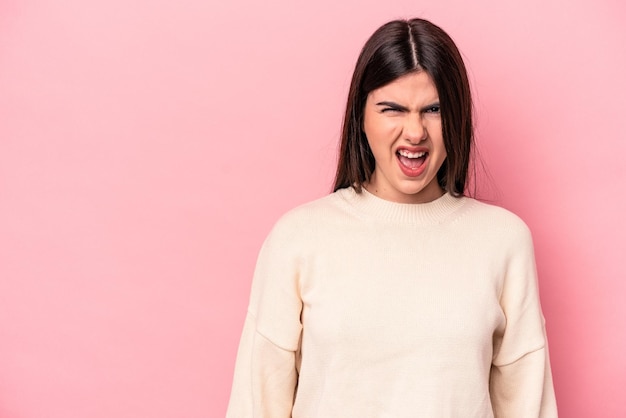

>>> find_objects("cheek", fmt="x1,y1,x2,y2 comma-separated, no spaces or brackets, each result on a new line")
364,118,401,146
434,139,448,168
427,122,445,151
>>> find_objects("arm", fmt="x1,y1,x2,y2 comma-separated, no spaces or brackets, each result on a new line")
490,338,557,417
226,220,303,418
226,313,300,417
490,224,557,417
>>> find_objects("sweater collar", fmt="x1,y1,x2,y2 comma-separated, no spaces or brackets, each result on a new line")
337,186,467,225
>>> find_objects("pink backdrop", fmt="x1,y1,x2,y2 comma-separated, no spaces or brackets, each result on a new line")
1,0,625,416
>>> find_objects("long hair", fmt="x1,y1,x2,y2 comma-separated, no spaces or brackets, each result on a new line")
333,18,474,197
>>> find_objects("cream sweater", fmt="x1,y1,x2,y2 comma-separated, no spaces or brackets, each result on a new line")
226,187,557,417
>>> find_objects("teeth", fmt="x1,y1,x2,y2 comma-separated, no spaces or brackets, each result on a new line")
398,150,426,158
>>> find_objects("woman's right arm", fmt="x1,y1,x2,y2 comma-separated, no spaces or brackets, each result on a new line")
226,312,300,417
226,220,303,417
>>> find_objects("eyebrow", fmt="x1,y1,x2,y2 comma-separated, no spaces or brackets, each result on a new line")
375,101,440,112
375,101,409,111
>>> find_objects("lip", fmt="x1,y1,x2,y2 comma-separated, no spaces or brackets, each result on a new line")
396,146,429,178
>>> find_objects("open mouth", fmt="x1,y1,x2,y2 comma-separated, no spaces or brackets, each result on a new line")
397,149,428,171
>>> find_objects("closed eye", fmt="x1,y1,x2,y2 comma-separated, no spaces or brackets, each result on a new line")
381,107,405,113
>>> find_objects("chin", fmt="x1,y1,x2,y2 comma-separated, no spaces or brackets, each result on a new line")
400,188,427,198
398,181,428,196
396,178,442,200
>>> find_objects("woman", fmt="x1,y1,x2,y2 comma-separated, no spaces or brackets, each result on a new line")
227,18,557,417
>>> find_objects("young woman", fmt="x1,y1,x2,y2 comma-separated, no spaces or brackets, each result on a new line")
226,18,557,417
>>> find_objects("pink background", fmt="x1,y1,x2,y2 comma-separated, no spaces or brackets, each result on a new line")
1,0,625,416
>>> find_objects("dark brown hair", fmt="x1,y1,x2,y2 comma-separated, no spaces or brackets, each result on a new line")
333,18,474,197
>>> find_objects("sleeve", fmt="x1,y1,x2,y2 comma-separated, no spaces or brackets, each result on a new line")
226,219,303,418
489,223,558,417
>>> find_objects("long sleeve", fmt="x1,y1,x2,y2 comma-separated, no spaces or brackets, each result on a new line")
226,218,303,418
489,223,558,417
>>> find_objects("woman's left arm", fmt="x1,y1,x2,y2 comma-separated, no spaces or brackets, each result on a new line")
490,223,558,417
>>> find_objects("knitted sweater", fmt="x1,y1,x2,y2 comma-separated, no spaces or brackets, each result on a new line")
226,187,557,417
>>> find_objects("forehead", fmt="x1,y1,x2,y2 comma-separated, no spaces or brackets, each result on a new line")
368,71,439,103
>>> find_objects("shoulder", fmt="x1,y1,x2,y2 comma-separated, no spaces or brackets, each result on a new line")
459,197,534,246
262,191,348,245
464,198,529,227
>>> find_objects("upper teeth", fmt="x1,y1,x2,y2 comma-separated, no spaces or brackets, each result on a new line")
398,150,426,158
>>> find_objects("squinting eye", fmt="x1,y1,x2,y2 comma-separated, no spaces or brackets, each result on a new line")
425,106,440,114
382,108,402,113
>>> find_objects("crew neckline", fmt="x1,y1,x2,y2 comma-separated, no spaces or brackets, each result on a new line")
336,186,467,225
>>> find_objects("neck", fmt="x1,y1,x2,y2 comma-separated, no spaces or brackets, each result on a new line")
363,179,445,204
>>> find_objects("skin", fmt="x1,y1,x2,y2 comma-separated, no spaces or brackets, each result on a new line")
363,70,447,204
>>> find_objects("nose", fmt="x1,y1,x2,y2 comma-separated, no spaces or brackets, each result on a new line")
404,114,427,144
